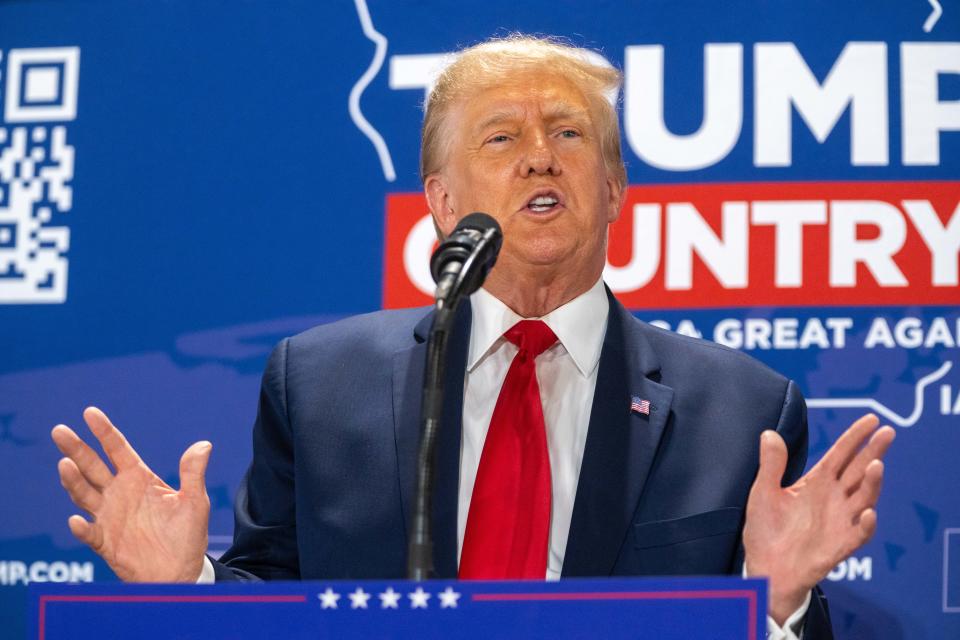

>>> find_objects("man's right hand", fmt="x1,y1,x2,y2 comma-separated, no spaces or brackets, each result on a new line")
51,407,212,582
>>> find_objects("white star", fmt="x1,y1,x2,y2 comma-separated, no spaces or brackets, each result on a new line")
348,587,371,609
408,586,431,609
318,587,341,609
379,587,401,609
438,586,461,608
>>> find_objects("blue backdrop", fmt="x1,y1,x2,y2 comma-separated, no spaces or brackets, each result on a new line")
1,1,958,638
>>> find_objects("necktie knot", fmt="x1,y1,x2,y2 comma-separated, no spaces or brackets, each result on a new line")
504,320,557,358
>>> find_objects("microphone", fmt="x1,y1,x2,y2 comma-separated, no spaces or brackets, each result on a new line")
430,212,502,305
407,212,502,581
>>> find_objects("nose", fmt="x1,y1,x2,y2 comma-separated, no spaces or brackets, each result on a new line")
522,130,561,177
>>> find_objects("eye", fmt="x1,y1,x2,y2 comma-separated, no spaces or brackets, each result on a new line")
486,134,511,144
558,129,581,139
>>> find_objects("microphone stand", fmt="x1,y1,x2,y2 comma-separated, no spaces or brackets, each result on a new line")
406,228,500,581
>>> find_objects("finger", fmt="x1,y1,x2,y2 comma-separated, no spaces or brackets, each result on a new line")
58,457,103,514
841,426,895,494
178,441,212,498
848,459,884,515
83,406,143,471
51,424,114,489
856,508,878,542
755,430,789,490
817,413,880,478
67,514,104,551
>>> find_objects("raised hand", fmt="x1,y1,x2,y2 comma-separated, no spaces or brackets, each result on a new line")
743,413,895,625
51,407,212,582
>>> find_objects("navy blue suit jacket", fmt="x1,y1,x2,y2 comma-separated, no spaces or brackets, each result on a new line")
213,291,832,637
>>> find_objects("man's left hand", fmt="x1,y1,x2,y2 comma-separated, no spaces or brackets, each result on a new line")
743,413,895,625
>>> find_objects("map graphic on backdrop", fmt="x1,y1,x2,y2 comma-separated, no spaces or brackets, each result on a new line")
0,1,957,638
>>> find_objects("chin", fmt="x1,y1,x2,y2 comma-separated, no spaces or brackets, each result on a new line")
512,242,577,269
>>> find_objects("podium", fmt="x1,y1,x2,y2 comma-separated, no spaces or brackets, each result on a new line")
29,576,765,639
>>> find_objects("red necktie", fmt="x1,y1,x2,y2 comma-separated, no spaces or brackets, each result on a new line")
459,320,557,579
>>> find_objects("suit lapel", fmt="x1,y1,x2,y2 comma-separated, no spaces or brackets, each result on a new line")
562,293,674,577
393,302,471,579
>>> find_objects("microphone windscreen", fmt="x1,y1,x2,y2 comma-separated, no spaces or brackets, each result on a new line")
430,212,502,286
455,212,501,235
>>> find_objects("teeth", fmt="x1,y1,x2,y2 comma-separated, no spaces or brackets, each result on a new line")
529,195,558,208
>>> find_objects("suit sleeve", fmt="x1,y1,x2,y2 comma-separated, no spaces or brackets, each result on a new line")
776,380,834,640
211,338,300,581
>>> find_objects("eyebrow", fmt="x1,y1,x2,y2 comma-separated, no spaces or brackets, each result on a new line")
473,108,524,134
472,101,592,135
542,101,592,123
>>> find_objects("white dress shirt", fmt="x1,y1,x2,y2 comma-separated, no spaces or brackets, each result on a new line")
458,278,608,580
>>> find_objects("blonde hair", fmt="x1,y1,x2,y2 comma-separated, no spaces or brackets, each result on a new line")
420,35,627,187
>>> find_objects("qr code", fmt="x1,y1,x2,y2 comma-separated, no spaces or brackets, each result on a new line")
0,47,79,304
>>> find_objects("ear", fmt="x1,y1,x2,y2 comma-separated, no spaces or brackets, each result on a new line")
605,174,626,224
424,173,458,237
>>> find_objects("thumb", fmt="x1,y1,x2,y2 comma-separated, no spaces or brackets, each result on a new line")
179,441,212,497
755,430,788,491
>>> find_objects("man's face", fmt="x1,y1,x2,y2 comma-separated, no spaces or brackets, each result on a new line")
425,70,623,286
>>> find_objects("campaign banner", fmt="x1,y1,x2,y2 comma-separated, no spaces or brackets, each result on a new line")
0,1,957,638
28,577,766,640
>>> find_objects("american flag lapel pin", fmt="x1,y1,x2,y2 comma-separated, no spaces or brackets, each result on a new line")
630,395,651,416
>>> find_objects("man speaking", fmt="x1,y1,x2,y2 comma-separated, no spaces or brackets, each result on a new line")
51,35,894,639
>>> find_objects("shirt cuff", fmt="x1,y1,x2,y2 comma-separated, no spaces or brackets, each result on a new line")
196,556,215,584
765,589,810,640
741,564,811,640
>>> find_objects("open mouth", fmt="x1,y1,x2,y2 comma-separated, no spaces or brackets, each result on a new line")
525,191,563,214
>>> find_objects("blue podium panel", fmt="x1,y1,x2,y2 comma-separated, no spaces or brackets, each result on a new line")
29,577,766,640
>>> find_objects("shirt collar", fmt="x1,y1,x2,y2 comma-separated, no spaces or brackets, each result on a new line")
467,278,609,377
